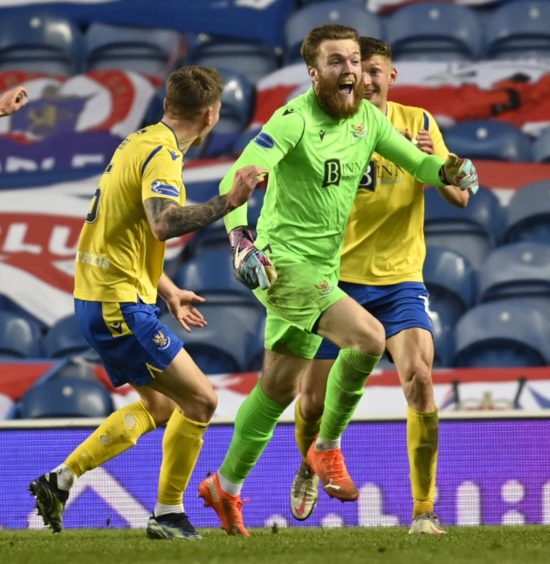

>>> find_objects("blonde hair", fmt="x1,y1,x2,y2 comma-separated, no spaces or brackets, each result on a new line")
300,24,359,67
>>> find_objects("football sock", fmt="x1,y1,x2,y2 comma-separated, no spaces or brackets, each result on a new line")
154,503,184,517
51,464,76,491
295,396,321,458
219,382,285,488
64,401,156,477
408,407,438,519
157,409,207,506
318,348,381,441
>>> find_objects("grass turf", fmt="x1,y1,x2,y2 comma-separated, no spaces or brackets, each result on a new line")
1,526,549,564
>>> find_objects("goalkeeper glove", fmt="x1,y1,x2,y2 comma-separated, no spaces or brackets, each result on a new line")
439,153,479,195
229,226,277,290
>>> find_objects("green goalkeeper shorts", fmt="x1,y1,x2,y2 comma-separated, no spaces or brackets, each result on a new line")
252,250,347,359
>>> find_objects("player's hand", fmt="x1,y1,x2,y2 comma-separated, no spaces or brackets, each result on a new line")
166,290,207,333
0,86,28,117
227,165,268,209
440,153,479,195
229,226,277,290
415,129,434,155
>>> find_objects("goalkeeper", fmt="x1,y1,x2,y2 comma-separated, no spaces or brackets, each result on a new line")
289,37,472,535
199,24,479,537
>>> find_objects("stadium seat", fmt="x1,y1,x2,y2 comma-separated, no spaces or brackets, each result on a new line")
160,302,265,374
197,68,256,158
283,2,383,64
386,2,482,61
0,10,84,75
423,245,476,330
453,301,550,368
484,1,550,60
17,375,113,418
247,314,266,371
175,247,257,304
43,314,93,359
424,185,506,268
84,22,184,81
476,242,550,309
533,126,550,163
430,311,454,368
504,180,550,244
189,34,279,85
230,127,262,157
443,120,534,162
0,311,43,359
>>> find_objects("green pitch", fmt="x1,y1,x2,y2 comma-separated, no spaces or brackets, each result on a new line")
2,526,549,564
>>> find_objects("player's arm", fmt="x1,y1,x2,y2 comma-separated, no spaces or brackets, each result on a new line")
0,85,28,117
144,165,267,241
419,111,469,208
218,109,304,290
157,272,207,333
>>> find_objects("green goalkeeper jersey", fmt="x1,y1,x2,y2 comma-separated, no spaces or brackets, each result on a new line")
220,88,445,273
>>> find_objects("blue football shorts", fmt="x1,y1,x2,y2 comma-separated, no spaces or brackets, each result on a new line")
315,281,433,360
74,299,183,387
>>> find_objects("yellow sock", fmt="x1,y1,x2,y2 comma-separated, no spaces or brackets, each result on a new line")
407,406,439,519
295,397,321,459
65,401,156,477
157,409,208,505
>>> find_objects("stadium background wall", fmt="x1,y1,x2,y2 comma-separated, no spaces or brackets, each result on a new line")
2,415,550,530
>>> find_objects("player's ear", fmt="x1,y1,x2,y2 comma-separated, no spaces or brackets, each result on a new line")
389,66,397,87
307,65,317,80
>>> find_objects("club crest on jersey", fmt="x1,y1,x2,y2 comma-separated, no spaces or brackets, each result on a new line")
351,123,366,139
254,131,275,149
151,180,179,197
152,330,171,350
315,280,334,296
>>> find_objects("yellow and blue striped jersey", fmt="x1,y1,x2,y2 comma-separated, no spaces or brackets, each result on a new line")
340,102,449,285
74,121,185,303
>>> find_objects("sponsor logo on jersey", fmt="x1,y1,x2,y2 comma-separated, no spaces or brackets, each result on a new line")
152,330,171,351
254,131,275,149
167,149,180,161
151,180,179,197
351,123,366,138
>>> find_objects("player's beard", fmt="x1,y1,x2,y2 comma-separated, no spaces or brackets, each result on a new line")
315,73,364,120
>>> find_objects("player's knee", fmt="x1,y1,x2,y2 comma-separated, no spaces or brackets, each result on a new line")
300,393,324,421
403,362,434,408
353,318,385,356
143,397,175,426
195,388,218,421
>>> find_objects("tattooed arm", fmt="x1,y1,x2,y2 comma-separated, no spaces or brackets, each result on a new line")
144,164,268,241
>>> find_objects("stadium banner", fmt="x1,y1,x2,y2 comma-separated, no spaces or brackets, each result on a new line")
252,59,550,136
2,363,550,420
0,0,295,47
1,416,550,530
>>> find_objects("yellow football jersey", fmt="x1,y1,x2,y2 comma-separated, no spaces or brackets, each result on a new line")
74,122,185,303
340,102,448,285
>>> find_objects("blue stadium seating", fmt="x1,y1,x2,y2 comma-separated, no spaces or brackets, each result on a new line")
283,2,383,64
386,2,483,61
189,34,279,85
424,185,506,268
43,314,93,359
453,301,550,368
0,10,84,75
17,375,113,418
443,120,534,162
175,247,257,304
533,126,550,163
160,302,265,374
484,1,550,59
423,245,476,329
504,180,550,244
476,242,550,312
84,22,184,79
430,311,454,368
0,311,43,359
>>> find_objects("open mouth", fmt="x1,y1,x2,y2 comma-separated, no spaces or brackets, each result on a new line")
338,82,354,95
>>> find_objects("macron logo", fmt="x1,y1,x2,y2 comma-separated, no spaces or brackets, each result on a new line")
167,149,180,161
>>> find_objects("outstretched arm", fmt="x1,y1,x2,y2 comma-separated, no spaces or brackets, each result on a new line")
144,165,267,240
